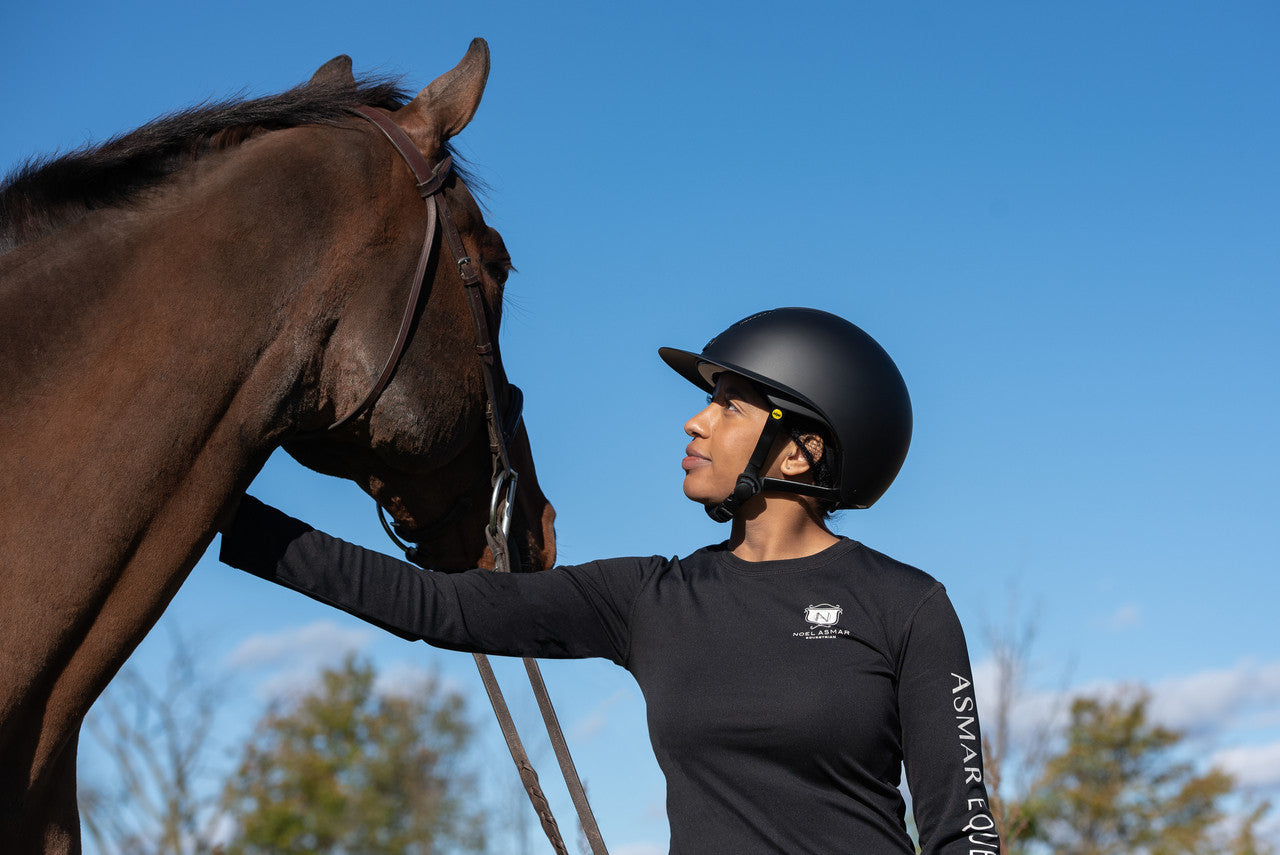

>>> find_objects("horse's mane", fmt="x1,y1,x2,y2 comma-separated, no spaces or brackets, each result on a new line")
0,74,440,252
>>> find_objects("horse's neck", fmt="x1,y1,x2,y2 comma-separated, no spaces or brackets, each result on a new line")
1,208,292,547
3,139,348,526
0,137,379,817
0,145,339,779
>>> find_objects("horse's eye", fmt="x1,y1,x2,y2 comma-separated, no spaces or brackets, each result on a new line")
487,263,510,286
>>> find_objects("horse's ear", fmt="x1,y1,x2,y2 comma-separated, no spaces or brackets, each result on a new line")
398,38,489,145
310,55,355,86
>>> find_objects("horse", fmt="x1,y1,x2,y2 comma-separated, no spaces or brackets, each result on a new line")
0,39,557,853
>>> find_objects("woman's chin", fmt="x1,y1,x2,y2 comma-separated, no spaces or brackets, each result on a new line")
680,483,711,504
681,476,721,506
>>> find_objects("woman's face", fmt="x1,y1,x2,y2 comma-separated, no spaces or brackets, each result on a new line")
681,373,773,505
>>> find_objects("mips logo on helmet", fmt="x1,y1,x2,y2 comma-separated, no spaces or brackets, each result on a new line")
794,604,850,640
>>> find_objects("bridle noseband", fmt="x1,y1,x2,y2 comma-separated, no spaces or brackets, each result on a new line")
334,105,610,855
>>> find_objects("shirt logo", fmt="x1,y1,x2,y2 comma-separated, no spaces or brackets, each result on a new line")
793,604,851,640
804,604,843,626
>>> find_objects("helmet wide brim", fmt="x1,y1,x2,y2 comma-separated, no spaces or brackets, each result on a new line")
657,346,828,426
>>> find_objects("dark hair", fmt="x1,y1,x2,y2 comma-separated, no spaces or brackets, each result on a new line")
787,416,840,518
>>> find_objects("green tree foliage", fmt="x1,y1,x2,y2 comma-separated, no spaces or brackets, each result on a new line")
220,654,487,854
1012,691,1273,855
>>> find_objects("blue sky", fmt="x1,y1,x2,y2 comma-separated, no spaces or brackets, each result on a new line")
5,2,1279,852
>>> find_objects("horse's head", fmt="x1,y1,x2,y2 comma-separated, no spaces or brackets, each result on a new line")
280,41,555,572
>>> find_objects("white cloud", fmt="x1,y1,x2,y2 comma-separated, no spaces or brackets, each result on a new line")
226,620,373,669
572,688,634,741
1147,659,1280,735
973,655,1280,797
225,621,374,700
972,658,1073,750
1212,739,1280,789
372,659,466,701
975,656,1280,742
1105,603,1142,631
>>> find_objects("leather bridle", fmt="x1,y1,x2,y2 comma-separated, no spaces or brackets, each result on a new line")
334,105,609,855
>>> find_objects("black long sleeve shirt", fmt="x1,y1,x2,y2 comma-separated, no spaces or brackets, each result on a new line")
220,496,1000,855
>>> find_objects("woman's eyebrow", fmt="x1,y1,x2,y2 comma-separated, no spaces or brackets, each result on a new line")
713,379,743,398
717,378,761,404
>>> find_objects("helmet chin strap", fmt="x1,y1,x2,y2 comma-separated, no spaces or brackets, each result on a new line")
705,408,844,522
705,408,786,523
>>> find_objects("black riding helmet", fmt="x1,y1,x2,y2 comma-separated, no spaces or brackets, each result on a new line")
659,307,912,521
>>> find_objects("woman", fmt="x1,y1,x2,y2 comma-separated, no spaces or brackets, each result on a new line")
220,307,1001,854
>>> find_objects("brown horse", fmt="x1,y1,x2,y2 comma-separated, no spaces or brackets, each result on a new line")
0,40,556,853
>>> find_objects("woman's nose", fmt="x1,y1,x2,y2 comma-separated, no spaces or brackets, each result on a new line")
685,405,711,438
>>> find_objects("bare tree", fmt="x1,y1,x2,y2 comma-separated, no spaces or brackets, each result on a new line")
78,628,226,855
979,591,1069,851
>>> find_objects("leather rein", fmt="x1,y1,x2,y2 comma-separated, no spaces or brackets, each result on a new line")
331,105,609,855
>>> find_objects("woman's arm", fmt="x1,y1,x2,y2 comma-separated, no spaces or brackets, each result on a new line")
219,495,651,664
897,587,1002,855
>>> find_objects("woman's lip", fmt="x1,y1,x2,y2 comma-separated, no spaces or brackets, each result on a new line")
682,449,710,471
